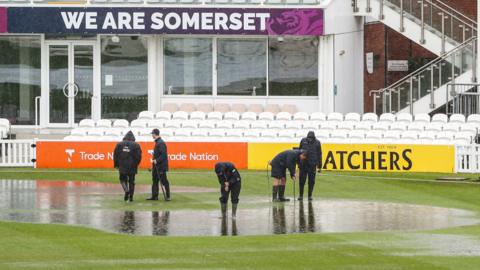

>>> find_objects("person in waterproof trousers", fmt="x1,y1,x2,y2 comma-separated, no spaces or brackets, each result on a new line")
147,128,171,201
298,131,322,201
270,149,308,202
215,162,241,219
113,130,142,202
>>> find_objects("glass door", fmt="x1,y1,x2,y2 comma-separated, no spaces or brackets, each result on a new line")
47,41,96,126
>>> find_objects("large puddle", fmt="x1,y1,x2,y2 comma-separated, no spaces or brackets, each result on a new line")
0,180,478,236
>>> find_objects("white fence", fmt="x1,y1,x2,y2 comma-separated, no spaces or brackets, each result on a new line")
0,140,36,167
455,145,480,173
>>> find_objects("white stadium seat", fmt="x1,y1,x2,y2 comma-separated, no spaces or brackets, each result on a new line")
293,112,309,121
354,122,372,131
162,103,178,113
209,129,226,137
460,123,478,134
215,103,232,113
362,113,378,123
302,121,321,130
277,130,295,140
96,119,112,128
407,122,426,132
105,129,123,137
155,111,172,120
130,119,148,128
241,112,257,121
159,129,174,138
330,130,348,142
244,130,261,138
233,121,251,129
179,103,196,113
71,128,88,136
431,113,448,124
172,111,189,120
315,130,331,140
88,129,104,137
207,111,223,121
248,104,264,113
454,132,473,145
261,130,277,139
79,119,95,128
371,122,389,131
310,112,326,121
225,129,244,138
327,112,343,122
285,121,303,130
268,121,285,130
224,111,240,121
349,130,366,141
418,131,437,141
148,119,166,128
365,130,383,142
379,113,396,123
258,112,275,121
337,121,355,131
191,129,210,138
113,119,129,128
265,104,281,114
198,120,217,129
197,103,213,113
424,122,443,132
442,123,461,132
344,112,361,122
449,114,466,124
231,104,247,113
389,123,408,132
164,120,182,129
467,114,480,124
217,120,234,129
401,131,419,140
414,113,431,123
281,104,298,114
276,112,292,121
436,131,455,145
182,120,199,129
320,121,338,131
396,113,413,124
251,120,268,129
175,129,192,138
190,111,206,120
138,111,154,120
383,130,401,143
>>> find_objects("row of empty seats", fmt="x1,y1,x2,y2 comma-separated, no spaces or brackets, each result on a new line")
64,127,475,145
160,103,298,114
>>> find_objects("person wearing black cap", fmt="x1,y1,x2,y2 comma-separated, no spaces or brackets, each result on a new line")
147,128,171,201
215,161,241,219
113,130,142,202
298,131,322,201
270,149,308,202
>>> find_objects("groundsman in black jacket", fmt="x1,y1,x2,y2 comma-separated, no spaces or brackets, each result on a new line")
298,131,322,201
215,162,241,218
113,131,142,202
147,128,171,201
270,149,308,202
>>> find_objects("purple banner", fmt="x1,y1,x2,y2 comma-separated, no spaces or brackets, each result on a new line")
5,7,323,36
0,8,6,33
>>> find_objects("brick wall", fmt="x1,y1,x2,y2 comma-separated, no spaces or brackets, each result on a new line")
363,0,477,113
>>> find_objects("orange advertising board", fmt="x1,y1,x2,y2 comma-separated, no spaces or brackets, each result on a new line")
36,141,248,169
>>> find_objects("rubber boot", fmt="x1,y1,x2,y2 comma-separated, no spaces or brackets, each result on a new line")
232,203,238,219
164,183,171,201
272,186,279,202
278,185,290,202
308,182,315,201
221,203,228,218
129,183,135,202
121,181,129,201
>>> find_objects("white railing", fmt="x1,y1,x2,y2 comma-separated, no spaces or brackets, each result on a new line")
0,140,36,167
456,144,480,173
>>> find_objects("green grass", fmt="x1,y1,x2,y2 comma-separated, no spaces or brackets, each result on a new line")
0,168,480,269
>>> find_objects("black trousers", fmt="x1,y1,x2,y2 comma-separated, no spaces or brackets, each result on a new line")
119,173,135,189
152,168,170,199
299,164,316,197
219,181,241,204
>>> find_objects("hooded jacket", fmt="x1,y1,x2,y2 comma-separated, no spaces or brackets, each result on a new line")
113,131,142,174
299,131,322,169
271,149,305,178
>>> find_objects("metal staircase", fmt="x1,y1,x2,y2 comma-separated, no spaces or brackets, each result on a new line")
353,0,477,114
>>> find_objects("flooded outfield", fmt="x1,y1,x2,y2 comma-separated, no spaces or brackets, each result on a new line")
0,180,478,236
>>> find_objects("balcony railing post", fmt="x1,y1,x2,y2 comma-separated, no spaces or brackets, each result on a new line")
352,0,359,12
430,66,435,109
441,12,446,54
420,0,425,44
366,0,371,12
409,78,414,114
400,0,405,32
379,0,384,20
473,39,477,82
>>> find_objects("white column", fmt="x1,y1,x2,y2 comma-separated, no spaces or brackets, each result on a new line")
147,36,157,112
318,35,335,113
477,0,480,81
